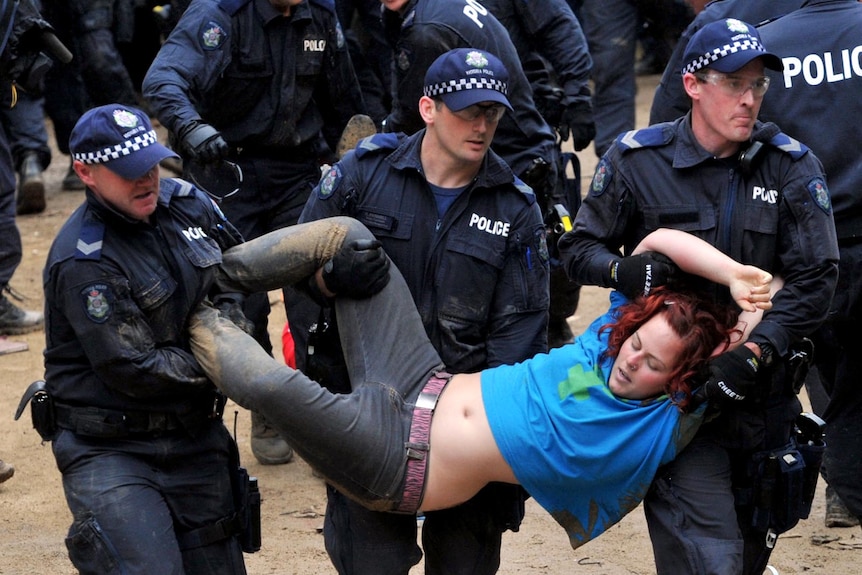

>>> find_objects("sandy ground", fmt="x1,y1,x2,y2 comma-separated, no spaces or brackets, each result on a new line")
2,75,861,574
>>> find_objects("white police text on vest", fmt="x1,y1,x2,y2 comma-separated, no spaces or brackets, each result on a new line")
182,227,209,241
469,213,510,237
304,39,326,52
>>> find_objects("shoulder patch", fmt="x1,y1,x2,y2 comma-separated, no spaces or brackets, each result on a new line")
616,125,672,151
808,177,831,214
75,218,106,261
535,228,550,264
589,158,614,197
317,164,342,200
200,21,228,50
81,284,113,323
355,133,400,158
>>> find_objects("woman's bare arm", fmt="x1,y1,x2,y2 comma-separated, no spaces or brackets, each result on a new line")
633,228,773,312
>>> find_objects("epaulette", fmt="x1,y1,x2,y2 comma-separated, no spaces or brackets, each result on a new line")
355,133,400,159
512,176,537,206
616,125,673,152
309,0,335,13
218,0,252,16
75,216,106,261
764,131,809,161
166,177,197,198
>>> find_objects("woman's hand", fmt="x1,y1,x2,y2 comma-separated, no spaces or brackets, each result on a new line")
728,265,773,312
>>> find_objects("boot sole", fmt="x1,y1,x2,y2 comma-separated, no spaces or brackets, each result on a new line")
17,179,46,215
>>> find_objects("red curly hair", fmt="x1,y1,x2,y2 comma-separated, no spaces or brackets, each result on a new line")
601,288,741,411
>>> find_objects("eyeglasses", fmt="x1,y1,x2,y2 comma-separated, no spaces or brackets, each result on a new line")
187,160,243,202
695,72,771,98
448,103,507,124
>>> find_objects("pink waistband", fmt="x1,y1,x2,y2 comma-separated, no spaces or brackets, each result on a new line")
396,371,452,514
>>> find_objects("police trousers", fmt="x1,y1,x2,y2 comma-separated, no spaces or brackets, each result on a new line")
52,420,245,575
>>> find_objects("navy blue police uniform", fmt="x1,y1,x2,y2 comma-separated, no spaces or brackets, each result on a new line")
43,179,248,574
143,0,366,353
381,0,581,349
296,130,550,574
560,116,839,574
381,0,556,184
758,0,862,524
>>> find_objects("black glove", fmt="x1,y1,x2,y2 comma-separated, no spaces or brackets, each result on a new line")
700,345,761,404
322,239,390,298
608,252,677,298
212,292,255,336
180,122,229,163
559,100,596,152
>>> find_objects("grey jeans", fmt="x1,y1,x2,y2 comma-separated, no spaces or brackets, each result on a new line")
203,217,444,511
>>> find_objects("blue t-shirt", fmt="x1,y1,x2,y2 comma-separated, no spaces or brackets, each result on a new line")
481,291,705,549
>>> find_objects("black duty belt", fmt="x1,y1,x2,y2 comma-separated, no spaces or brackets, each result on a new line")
54,398,224,438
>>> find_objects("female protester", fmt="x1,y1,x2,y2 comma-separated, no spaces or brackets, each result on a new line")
189,218,773,550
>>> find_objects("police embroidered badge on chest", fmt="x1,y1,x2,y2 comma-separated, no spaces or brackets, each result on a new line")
81,284,112,323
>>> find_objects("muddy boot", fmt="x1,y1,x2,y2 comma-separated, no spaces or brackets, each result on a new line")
16,152,45,215
336,114,377,159
825,484,860,528
251,410,294,465
62,160,85,191
0,292,43,335
0,460,14,484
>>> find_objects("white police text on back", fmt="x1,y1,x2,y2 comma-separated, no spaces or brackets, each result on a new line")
780,46,862,88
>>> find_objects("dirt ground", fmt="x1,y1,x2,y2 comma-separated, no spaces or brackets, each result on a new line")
2,75,861,574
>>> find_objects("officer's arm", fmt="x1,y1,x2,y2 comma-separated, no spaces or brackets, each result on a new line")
558,158,631,289
747,164,839,358
485,203,550,365
142,1,231,135
53,264,208,400
521,0,592,106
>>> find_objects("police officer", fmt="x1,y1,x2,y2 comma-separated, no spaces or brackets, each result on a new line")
379,0,577,347
143,0,367,466
649,0,807,124
560,19,839,575
293,48,549,575
41,104,248,574
757,0,862,530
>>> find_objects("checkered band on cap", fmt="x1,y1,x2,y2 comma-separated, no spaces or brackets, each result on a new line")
73,129,161,165
683,37,766,75
423,76,508,99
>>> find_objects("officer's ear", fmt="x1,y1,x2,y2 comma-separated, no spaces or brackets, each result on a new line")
683,72,702,101
418,95,439,125
73,160,97,188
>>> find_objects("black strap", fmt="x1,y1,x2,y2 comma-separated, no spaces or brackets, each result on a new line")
177,514,241,551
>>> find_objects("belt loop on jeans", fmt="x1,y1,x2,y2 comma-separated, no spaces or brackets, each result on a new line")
396,370,452,514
